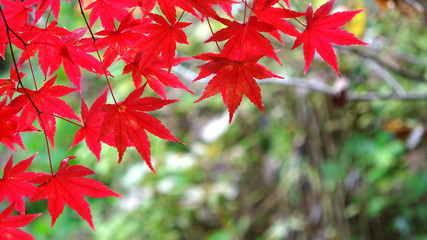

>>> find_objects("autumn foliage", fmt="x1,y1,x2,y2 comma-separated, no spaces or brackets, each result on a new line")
0,0,366,237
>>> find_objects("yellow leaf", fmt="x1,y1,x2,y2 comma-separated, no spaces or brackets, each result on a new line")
341,0,367,38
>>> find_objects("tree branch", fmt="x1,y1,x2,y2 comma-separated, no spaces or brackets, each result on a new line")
346,92,427,101
336,46,426,82
259,77,427,101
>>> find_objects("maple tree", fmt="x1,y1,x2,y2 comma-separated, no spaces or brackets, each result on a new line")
0,0,367,236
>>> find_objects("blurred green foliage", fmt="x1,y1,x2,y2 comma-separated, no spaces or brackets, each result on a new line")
1,0,427,239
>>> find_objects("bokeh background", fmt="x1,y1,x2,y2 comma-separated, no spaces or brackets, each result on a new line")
1,0,427,239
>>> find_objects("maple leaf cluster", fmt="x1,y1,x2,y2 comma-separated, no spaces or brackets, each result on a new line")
0,0,367,236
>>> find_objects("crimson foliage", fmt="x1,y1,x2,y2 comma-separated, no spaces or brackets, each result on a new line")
0,0,366,235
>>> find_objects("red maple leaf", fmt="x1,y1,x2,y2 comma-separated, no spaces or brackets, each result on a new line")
99,85,180,171
139,0,176,24
0,203,40,240
205,16,281,63
0,154,39,215
291,0,368,76
85,0,137,30
194,53,282,122
18,21,71,69
20,23,102,90
10,76,80,150
26,0,79,24
0,0,33,30
123,56,193,99
252,0,304,38
0,64,25,99
177,0,237,19
0,0,34,58
0,27,8,60
0,99,26,151
70,90,114,162
56,28,103,91
129,13,191,73
95,11,145,70
30,156,121,229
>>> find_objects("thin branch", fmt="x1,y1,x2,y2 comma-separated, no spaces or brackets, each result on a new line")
346,92,427,101
259,77,427,101
367,60,406,95
336,46,426,82
258,77,338,95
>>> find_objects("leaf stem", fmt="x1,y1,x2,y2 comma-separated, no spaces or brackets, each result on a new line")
44,6,52,28
49,113,84,128
206,17,222,53
38,114,54,174
176,4,187,24
77,0,118,105
278,2,306,27
243,0,247,24
238,3,253,61
242,0,252,9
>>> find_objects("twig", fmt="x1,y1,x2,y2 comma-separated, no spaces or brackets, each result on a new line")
336,46,426,82
346,92,427,101
258,77,338,95
367,60,406,95
259,77,427,101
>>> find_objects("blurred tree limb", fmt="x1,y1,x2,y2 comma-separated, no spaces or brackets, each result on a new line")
337,46,426,82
